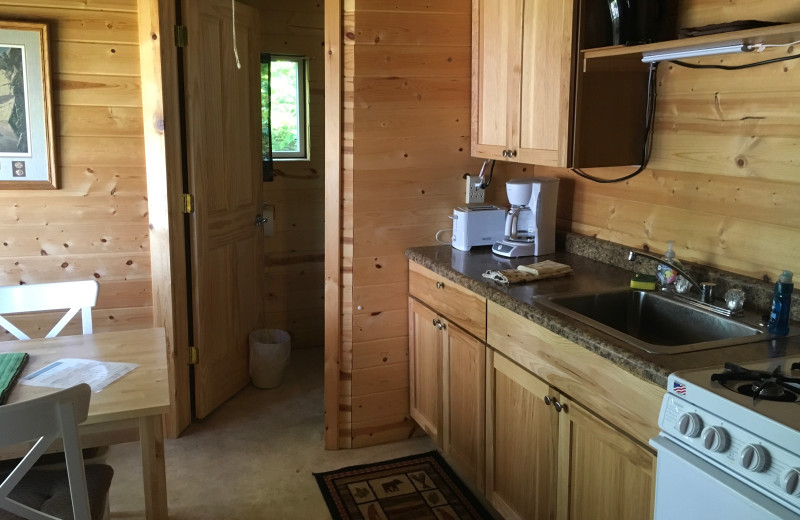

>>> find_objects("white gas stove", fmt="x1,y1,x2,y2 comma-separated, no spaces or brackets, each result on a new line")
651,355,800,519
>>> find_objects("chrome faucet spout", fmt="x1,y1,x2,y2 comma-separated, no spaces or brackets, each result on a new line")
627,249,704,297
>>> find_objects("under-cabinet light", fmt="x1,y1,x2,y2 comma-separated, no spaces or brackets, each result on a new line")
641,43,755,63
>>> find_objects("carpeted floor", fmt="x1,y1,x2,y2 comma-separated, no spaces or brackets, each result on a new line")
106,346,436,519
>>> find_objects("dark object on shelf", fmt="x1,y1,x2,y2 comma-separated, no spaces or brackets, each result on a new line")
679,20,784,38
605,0,677,46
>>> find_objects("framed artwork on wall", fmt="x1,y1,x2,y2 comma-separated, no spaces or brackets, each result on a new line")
0,21,55,189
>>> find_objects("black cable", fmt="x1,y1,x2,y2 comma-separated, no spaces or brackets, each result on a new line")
670,51,800,70
570,62,659,184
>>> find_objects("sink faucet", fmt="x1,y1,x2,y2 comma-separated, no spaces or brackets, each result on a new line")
627,249,714,303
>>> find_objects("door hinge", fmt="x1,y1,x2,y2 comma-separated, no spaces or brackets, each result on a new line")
182,193,194,214
189,346,199,365
174,25,188,47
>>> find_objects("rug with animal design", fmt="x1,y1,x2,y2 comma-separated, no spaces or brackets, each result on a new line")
314,451,492,519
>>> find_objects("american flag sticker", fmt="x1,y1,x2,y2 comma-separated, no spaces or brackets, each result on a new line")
673,381,687,395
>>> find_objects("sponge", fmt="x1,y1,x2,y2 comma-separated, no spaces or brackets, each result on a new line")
630,273,657,290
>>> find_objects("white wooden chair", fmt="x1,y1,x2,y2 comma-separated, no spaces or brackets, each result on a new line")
0,384,113,520
0,281,99,340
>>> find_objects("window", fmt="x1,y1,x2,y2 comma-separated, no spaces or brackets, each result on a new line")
260,54,308,162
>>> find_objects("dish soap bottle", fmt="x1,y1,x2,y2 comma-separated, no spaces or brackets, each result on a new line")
768,270,793,335
656,241,682,292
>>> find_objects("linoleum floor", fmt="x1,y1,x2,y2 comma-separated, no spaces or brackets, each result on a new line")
107,346,435,519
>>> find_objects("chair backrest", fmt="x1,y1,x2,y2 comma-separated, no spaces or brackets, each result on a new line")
0,281,99,340
0,383,93,520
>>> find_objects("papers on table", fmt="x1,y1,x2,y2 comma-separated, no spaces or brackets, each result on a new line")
20,358,138,392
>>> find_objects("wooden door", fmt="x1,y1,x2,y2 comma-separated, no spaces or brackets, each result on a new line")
472,0,523,160
516,0,576,167
183,0,264,418
408,298,442,443
487,350,558,520
556,396,656,520
442,320,485,492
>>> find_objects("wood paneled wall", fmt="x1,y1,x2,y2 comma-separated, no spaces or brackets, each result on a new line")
250,0,326,349
340,0,484,448
532,1,800,283
0,0,152,340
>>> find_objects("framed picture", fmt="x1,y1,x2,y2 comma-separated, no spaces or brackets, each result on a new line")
0,21,55,189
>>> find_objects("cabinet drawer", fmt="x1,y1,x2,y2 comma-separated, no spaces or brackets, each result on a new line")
409,262,486,340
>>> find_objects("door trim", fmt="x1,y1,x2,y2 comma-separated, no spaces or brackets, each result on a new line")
323,0,342,450
137,0,193,437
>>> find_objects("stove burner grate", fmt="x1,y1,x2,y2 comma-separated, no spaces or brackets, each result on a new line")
711,362,800,403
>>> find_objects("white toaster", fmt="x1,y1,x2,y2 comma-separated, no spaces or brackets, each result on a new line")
451,205,506,251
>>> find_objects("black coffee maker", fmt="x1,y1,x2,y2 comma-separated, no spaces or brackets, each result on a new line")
606,0,674,45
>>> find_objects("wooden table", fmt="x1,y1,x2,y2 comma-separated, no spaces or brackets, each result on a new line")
1,328,171,520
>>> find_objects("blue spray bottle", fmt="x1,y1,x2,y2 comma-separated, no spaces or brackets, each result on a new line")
767,270,793,336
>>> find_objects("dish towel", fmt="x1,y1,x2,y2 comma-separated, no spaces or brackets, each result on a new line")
0,352,29,405
482,260,573,285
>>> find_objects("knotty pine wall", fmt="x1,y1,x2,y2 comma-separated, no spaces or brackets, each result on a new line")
498,0,800,283
340,0,484,448
0,0,152,340
250,0,326,349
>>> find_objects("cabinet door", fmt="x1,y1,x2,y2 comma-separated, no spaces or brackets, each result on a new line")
556,396,656,520
472,0,523,159
516,0,576,167
408,298,442,443
487,350,558,520
442,319,485,492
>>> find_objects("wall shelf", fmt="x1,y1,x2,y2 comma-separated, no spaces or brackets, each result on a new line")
581,22,800,71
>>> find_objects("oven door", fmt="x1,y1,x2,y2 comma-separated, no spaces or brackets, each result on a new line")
650,436,800,520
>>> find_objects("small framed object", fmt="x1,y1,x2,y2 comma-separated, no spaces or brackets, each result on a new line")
0,21,55,189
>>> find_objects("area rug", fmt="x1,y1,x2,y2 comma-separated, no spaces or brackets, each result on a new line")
314,450,492,520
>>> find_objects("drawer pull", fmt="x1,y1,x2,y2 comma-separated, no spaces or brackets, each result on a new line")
436,281,445,289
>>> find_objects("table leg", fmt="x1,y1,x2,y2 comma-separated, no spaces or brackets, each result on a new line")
139,415,168,519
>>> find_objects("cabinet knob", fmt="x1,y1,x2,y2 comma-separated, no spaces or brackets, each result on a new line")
437,320,444,330
432,318,438,327
435,281,444,289
543,396,552,406
509,150,517,158
553,401,565,413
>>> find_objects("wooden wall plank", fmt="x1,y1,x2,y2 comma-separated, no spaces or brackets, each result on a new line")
349,12,470,46
0,223,149,256
56,74,142,107
0,6,138,42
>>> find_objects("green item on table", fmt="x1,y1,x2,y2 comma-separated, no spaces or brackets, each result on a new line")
0,352,29,405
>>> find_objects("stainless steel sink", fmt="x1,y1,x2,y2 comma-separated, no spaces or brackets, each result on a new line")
534,289,796,354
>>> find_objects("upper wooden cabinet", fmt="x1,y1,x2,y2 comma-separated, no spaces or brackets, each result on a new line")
471,0,577,167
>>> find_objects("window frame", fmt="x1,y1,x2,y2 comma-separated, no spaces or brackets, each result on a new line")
262,54,309,161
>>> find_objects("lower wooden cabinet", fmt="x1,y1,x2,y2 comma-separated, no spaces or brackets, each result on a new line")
409,297,442,442
409,296,486,491
486,348,656,520
408,264,659,519
443,321,485,492
487,350,559,520
556,394,656,520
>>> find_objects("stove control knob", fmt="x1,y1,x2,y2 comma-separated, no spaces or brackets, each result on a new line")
783,468,800,496
740,444,770,473
701,426,729,453
676,412,703,437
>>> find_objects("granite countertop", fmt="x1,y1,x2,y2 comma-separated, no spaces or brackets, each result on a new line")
406,235,800,388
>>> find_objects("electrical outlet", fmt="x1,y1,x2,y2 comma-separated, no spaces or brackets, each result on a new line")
465,174,485,204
